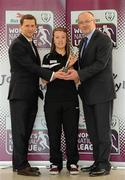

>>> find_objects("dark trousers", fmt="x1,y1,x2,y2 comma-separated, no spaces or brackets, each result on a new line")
44,100,79,170
9,99,38,170
82,100,113,169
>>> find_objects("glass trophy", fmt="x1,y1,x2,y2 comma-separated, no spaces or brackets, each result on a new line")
62,46,79,73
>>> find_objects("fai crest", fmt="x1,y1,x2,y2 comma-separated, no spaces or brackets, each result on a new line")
105,11,115,21
41,13,51,23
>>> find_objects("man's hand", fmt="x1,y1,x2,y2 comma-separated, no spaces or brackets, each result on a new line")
52,69,80,83
52,71,67,80
63,69,80,81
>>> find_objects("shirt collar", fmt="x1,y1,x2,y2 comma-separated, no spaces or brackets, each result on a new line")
86,28,95,41
21,33,32,42
53,50,67,57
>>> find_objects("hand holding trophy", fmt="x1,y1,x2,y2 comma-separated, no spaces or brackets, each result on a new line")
62,46,79,73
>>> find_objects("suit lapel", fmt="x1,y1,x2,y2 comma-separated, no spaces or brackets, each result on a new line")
81,30,98,57
79,30,99,67
85,30,98,52
18,34,41,65
32,41,41,65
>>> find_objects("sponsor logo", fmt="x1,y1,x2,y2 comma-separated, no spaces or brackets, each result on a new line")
41,12,51,23
71,23,117,47
6,130,49,154
78,129,119,154
6,24,52,48
105,11,115,21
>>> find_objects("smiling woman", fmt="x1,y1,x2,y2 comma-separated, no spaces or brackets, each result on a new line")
42,26,80,175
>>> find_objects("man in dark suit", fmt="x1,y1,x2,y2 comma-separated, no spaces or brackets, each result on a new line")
63,12,116,176
8,14,64,176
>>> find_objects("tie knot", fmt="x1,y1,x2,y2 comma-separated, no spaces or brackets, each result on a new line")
81,37,88,47
82,37,88,48
29,41,33,45
83,37,88,42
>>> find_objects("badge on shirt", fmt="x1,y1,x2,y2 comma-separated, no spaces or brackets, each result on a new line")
50,60,58,64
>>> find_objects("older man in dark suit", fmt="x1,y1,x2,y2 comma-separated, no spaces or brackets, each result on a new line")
8,14,63,176
63,12,116,176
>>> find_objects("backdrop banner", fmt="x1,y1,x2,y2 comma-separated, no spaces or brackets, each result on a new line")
0,0,125,167
0,0,66,164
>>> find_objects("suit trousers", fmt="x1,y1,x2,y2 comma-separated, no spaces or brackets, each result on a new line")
9,98,38,170
82,100,113,168
44,100,79,170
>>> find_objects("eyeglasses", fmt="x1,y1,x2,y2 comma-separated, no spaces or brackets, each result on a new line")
78,19,94,25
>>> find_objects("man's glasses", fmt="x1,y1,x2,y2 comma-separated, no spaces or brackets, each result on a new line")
78,19,94,25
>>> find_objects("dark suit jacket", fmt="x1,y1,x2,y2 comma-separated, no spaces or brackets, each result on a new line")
8,34,52,100
78,29,116,105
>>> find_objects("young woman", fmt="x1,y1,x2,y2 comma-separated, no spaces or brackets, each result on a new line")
42,27,79,175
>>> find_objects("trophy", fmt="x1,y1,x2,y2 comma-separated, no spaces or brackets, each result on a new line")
62,46,79,73
70,46,79,57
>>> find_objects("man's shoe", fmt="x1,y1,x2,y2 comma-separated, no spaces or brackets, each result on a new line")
30,167,39,171
81,163,97,172
49,165,60,175
13,168,17,172
17,167,41,176
89,167,110,177
13,166,39,172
